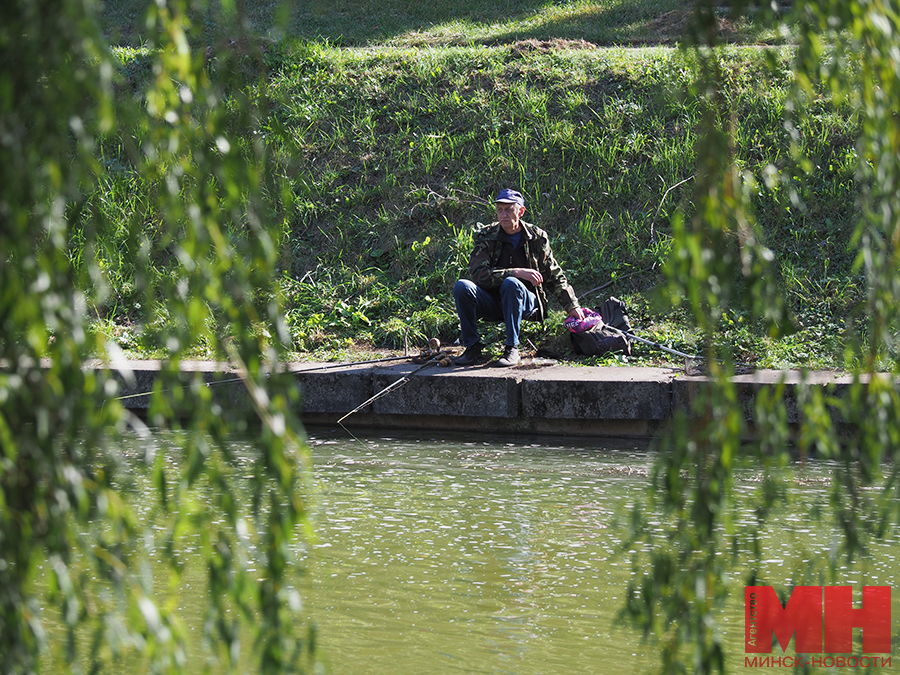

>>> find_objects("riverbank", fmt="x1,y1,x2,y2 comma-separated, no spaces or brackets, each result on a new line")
106,357,853,439
92,40,861,372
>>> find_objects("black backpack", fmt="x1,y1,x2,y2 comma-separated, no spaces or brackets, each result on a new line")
570,297,633,357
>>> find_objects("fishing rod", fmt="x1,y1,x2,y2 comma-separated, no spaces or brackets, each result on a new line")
576,175,691,302
603,324,754,372
607,326,697,361
291,354,413,372
113,354,414,402
337,352,447,425
580,263,658,300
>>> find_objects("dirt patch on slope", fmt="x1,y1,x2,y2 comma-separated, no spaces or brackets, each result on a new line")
509,38,599,58
647,7,739,44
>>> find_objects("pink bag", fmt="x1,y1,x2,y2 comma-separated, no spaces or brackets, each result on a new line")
564,308,604,333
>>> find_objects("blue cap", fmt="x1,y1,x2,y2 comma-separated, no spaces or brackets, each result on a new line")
495,188,524,206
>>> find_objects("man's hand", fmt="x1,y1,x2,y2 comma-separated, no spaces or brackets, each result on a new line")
567,307,589,321
511,268,544,285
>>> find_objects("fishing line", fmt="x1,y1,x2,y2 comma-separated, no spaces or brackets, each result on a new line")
336,352,446,426
337,353,447,447
112,354,413,402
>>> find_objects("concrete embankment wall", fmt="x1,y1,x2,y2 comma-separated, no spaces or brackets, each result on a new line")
108,359,853,439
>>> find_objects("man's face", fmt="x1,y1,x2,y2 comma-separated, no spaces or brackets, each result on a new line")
496,202,525,234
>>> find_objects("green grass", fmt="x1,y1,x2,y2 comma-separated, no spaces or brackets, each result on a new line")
100,0,783,48
82,1,867,370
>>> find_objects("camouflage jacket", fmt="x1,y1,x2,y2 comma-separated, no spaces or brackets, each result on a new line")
466,221,580,319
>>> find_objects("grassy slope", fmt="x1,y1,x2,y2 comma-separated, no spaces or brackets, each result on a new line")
95,0,862,369
100,0,780,47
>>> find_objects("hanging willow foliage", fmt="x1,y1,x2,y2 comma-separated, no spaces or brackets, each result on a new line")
624,0,900,671
0,1,312,673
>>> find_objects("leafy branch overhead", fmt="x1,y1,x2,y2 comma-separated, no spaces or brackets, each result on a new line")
1,0,311,673
624,0,900,671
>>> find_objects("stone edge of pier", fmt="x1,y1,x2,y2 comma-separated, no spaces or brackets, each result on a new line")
100,359,856,440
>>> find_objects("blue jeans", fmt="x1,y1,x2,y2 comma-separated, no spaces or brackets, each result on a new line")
453,277,539,348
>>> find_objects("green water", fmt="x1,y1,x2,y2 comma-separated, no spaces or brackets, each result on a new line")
302,434,654,675
39,432,900,674
297,433,900,674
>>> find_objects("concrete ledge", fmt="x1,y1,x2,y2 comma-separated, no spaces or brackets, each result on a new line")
100,358,880,439
673,369,852,424
371,366,521,418
521,366,674,420
297,365,374,414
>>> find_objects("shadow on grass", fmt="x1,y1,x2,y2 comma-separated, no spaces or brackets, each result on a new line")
101,0,714,48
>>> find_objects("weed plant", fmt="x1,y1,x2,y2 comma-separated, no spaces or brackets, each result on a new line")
84,12,863,369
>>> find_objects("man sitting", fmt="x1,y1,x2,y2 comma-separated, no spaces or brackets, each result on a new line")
453,188,588,367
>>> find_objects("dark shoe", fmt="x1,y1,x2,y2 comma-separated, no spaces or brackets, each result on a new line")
454,342,484,366
497,345,520,367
